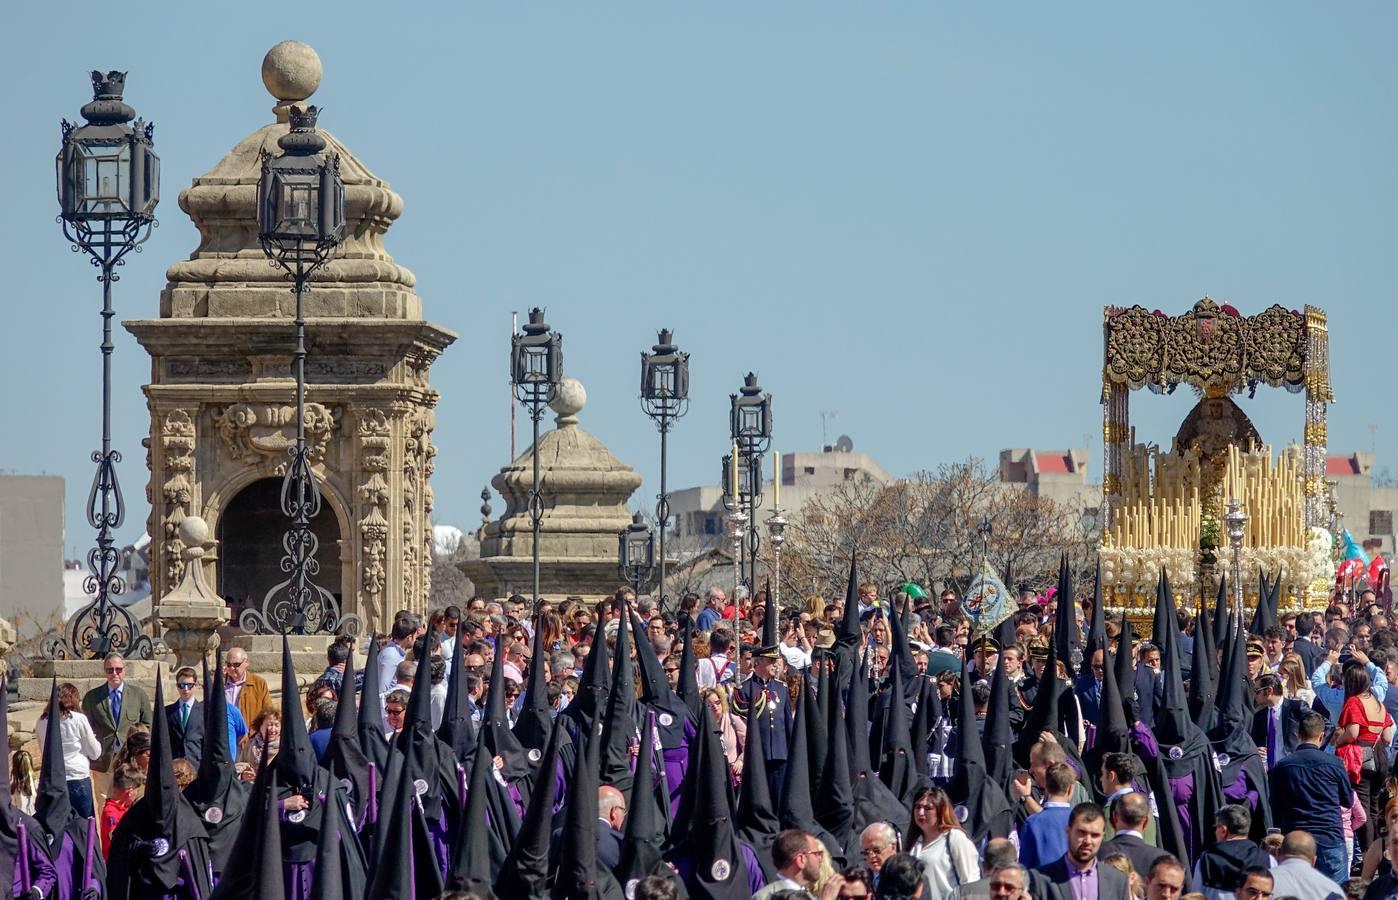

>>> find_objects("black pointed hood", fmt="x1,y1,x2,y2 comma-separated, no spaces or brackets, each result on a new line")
512,608,553,753
887,593,919,702
1189,583,1219,730
836,550,861,649
807,655,830,787
1086,561,1107,661
1015,638,1061,768
981,653,1013,793
438,625,478,762
359,635,391,772
482,628,530,782
947,663,1013,843
675,614,703,724
1212,575,1230,649
367,734,446,900
674,698,752,900
878,659,916,804
630,611,688,750
1053,555,1081,678
494,717,566,899
272,636,318,790
778,674,836,853
324,644,372,818
1094,637,1131,757
185,648,249,875
616,711,668,889
446,727,502,897
817,673,854,860
564,603,612,737
845,654,875,775
209,751,286,900
146,674,184,840
1114,613,1137,714
735,693,779,868
552,725,611,900
308,772,370,900
1250,568,1278,635
600,603,639,791
35,679,72,838
909,675,938,792
1154,570,1192,746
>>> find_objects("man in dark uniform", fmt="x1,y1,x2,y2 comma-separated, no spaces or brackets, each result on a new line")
970,636,1001,682
733,644,792,804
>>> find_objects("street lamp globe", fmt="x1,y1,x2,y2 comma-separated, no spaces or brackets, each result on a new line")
729,371,772,452
618,512,655,589
640,329,689,409
511,307,563,398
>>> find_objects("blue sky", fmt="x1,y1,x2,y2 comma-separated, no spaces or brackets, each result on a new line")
3,3,1396,553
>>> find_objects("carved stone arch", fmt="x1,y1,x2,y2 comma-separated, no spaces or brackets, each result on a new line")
202,465,357,622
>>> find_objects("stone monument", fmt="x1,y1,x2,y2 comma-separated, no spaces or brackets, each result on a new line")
462,378,642,600
126,42,455,633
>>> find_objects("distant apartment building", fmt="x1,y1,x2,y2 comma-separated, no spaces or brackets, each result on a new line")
668,438,894,548
0,475,65,637
1328,452,1398,557
997,448,1102,521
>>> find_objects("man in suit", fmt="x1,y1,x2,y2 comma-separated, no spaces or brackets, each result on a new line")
1250,674,1308,767
596,785,627,872
165,665,204,763
1289,614,1324,678
948,839,1020,900
1100,753,1158,847
1030,803,1131,900
81,652,153,804
1099,792,1169,879
223,646,270,741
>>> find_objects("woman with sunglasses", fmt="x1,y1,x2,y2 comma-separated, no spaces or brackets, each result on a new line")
906,786,980,900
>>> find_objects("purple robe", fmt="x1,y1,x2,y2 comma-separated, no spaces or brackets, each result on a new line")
11,827,57,900
663,745,689,816
52,831,103,900
429,808,451,882
285,859,315,900
1168,772,1196,859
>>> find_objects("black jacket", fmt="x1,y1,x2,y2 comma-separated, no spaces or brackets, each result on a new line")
164,699,204,764
1099,832,1168,880
1249,698,1309,759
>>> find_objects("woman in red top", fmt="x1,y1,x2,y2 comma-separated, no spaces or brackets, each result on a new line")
1336,664,1395,851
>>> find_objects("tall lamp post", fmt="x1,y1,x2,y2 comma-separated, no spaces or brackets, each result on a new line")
767,509,787,608
1225,498,1249,631
640,329,689,612
511,308,563,606
48,71,160,660
618,512,656,595
729,372,772,592
243,105,353,635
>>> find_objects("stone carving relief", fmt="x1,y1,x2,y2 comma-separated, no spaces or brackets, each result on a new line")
357,410,391,626
160,410,197,587
402,410,436,609
212,402,338,472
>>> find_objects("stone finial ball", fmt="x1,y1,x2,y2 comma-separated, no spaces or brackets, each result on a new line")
550,377,587,417
178,516,210,547
262,41,323,102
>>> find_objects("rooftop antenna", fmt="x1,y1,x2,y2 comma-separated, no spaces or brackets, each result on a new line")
820,410,838,450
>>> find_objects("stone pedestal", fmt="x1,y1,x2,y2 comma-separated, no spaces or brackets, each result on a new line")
157,517,230,670
126,42,454,633
462,378,642,600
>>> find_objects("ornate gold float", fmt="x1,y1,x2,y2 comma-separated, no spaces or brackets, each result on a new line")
1099,298,1334,628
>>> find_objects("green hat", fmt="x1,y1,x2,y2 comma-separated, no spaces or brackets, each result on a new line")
900,582,929,601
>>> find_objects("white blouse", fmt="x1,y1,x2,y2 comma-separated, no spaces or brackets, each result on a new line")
911,828,982,900
35,711,101,780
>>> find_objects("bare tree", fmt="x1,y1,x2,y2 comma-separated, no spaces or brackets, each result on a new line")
776,458,1096,604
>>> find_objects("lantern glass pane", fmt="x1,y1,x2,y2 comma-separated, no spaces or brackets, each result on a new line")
741,406,762,436
652,365,674,397
525,348,549,382
278,182,318,236
82,144,130,215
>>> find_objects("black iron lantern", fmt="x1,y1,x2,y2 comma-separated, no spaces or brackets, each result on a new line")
618,511,655,589
257,105,344,256
512,307,563,392
640,329,690,406
729,371,773,451
57,71,159,230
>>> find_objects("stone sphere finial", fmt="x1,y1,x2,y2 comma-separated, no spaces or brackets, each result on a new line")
550,377,587,427
177,516,212,560
262,41,323,123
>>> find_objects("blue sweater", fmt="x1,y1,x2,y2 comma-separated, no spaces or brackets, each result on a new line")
1019,803,1072,869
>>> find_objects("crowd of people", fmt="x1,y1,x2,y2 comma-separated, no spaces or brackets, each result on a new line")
2,563,1397,900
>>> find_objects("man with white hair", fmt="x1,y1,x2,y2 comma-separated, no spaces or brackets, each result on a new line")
596,785,627,872
697,586,726,632
861,821,899,876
